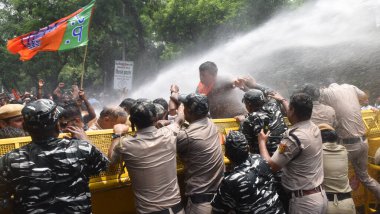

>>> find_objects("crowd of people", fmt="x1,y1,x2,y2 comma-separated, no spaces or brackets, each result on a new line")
0,61,379,214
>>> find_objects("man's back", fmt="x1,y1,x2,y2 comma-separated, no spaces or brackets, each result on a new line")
0,138,109,213
114,124,181,213
206,77,246,118
311,101,336,128
322,143,351,193
177,117,224,196
319,83,366,138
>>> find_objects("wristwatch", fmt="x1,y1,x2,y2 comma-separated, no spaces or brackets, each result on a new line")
112,133,122,139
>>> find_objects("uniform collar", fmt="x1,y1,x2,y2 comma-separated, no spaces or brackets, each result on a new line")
291,120,311,129
136,125,157,134
189,117,208,126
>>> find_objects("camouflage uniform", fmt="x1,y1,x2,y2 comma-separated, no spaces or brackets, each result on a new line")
241,100,287,155
0,138,109,214
212,154,285,214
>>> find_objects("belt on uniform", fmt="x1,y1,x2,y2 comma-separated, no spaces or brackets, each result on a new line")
148,202,183,214
190,193,216,204
326,192,352,201
341,136,366,144
292,185,323,198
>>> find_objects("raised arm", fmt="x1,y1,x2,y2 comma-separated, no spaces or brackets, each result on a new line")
37,79,44,99
79,90,96,123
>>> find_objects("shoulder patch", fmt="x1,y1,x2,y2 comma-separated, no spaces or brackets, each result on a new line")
278,142,287,154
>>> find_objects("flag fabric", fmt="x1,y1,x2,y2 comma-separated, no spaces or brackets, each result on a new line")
7,1,95,61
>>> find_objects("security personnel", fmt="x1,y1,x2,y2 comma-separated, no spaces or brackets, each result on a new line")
238,89,287,155
319,123,355,214
109,100,185,214
0,99,109,213
320,82,380,200
300,84,337,127
259,92,327,214
0,104,24,129
212,131,285,213
176,93,224,213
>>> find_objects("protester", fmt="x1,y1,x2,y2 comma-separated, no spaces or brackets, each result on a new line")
88,106,127,130
58,103,86,131
153,98,169,119
53,82,65,103
360,95,376,110
319,123,355,214
300,83,337,128
195,61,246,118
175,93,224,213
212,131,284,213
0,99,109,213
0,104,24,130
319,82,380,200
258,92,327,214
108,100,185,213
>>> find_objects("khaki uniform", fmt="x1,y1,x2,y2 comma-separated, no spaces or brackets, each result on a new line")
320,83,380,199
323,142,355,214
177,118,225,214
112,124,184,214
271,120,327,214
311,101,337,128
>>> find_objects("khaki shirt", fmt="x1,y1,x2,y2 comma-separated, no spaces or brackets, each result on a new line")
271,120,324,191
112,124,181,213
319,83,366,138
176,117,225,196
322,142,352,193
311,101,337,128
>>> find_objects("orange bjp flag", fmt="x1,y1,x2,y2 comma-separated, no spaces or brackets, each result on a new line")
7,1,95,61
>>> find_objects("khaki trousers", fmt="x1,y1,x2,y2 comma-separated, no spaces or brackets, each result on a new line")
326,196,355,214
185,198,212,214
343,139,380,200
289,190,327,214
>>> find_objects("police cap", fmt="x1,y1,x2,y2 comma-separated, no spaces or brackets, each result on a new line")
0,104,24,120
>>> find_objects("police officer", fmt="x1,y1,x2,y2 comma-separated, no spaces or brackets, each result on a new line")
300,84,337,127
0,104,24,129
259,92,327,214
237,89,287,155
176,93,225,214
109,100,185,214
319,82,380,200
0,99,109,213
319,123,355,214
212,131,284,213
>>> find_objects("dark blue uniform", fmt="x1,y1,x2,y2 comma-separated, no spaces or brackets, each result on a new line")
0,138,109,214
212,154,285,214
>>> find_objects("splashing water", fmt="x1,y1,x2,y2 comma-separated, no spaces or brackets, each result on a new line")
131,0,380,100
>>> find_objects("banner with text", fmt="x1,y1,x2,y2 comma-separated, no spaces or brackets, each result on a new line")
114,60,133,91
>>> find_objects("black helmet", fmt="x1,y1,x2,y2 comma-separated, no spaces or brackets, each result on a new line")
242,89,266,107
129,101,156,128
22,99,62,130
179,93,209,116
225,131,249,164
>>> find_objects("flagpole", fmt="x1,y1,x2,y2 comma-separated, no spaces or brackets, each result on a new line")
80,45,88,89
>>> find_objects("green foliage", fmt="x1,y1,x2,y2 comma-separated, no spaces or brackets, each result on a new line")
0,0,303,93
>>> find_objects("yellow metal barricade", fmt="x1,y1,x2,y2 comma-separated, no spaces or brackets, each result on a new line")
0,114,379,213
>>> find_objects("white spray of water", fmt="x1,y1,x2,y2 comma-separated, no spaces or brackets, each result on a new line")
131,0,380,99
